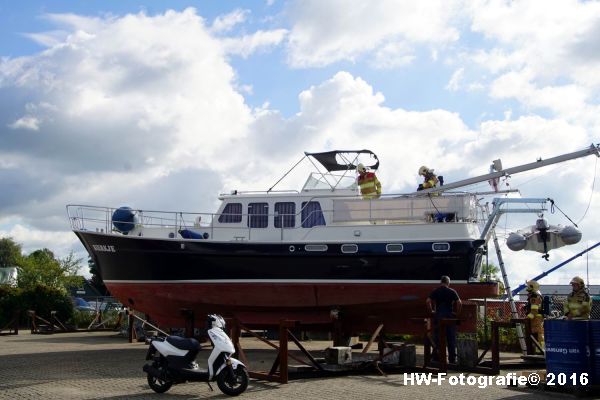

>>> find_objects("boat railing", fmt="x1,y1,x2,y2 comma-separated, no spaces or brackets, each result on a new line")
330,193,478,223
66,205,216,236
68,194,479,241
219,189,301,196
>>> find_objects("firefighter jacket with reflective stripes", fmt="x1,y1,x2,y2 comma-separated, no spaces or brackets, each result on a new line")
564,288,591,319
527,291,543,319
421,172,439,189
358,172,382,199
527,290,544,334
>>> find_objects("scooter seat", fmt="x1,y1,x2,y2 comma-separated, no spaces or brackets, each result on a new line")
166,336,201,351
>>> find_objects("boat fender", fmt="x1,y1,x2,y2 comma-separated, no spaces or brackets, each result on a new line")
112,207,137,233
179,229,209,239
559,225,582,245
506,232,527,251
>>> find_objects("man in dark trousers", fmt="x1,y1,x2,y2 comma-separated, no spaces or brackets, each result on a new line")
426,275,462,364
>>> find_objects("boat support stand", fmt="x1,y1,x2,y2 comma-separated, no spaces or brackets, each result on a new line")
229,319,324,384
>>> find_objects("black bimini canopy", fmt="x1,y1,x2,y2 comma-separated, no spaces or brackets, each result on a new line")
304,150,379,172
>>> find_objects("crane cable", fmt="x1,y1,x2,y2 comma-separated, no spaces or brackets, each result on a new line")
575,155,598,225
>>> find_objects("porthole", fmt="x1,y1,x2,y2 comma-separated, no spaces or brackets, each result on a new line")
386,244,404,253
305,244,328,252
432,242,450,252
289,245,295,252
341,244,358,254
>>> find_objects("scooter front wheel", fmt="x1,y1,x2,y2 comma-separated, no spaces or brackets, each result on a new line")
216,365,249,396
147,372,173,393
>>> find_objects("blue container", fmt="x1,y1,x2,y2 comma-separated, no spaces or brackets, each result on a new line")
544,319,591,383
589,320,600,385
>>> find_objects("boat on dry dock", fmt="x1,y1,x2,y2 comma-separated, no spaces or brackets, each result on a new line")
67,146,599,332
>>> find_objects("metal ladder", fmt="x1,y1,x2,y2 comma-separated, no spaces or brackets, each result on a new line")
481,201,546,354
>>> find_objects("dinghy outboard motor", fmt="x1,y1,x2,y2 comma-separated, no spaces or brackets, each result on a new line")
112,206,137,234
536,218,550,260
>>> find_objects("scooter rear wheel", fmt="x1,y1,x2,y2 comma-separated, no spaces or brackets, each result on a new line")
216,365,249,396
147,372,173,393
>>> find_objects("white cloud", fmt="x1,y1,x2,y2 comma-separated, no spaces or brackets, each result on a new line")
0,8,253,233
221,29,288,57
371,42,415,69
23,30,70,48
1,8,252,172
285,0,461,67
446,67,464,91
210,9,249,33
0,222,84,259
9,116,40,130
462,0,600,117
234,71,477,192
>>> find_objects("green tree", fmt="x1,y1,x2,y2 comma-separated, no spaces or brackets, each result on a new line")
17,249,84,291
480,263,500,281
0,237,22,268
480,262,505,297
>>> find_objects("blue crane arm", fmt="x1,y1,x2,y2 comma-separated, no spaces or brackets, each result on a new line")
511,241,600,297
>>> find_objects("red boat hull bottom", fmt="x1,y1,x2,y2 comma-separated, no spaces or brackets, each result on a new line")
109,282,498,334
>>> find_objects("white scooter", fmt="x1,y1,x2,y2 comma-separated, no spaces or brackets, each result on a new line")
143,314,249,396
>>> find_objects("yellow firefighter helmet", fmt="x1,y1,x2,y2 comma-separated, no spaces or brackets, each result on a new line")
418,166,430,176
570,276,585,286
526,280,540,292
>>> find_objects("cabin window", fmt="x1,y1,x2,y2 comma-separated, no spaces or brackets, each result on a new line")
218,203,242,223
274,202,296,228
386,244,404,253
341,244,358,253
301,201,326,228
248,203,269,228
432,242,450,252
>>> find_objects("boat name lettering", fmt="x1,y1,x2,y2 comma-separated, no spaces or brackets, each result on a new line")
93,244,116,253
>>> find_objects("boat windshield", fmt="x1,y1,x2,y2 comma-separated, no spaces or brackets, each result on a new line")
302,173,358,192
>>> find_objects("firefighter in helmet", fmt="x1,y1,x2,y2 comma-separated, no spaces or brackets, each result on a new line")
418,166,439,191
525,279,544,345
564,276,591,320
356,163,382,199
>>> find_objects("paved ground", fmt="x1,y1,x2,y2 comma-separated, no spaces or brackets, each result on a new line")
0,331,583,399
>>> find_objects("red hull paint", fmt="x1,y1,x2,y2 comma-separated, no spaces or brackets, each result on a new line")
109,282,497,333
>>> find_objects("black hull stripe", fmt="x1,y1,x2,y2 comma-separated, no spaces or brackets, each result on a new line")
77,231,484,282
103,279,471,284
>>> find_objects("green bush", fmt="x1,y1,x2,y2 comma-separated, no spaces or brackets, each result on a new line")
19,284,73,323
0,285,22,328
1,284,74,327
68,308,126,330
69,309,97,328
477,319,523,352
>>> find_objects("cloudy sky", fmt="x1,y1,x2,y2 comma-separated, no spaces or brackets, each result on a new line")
0,0,599,290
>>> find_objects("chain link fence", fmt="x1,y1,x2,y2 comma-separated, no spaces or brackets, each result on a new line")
470,296,600,351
